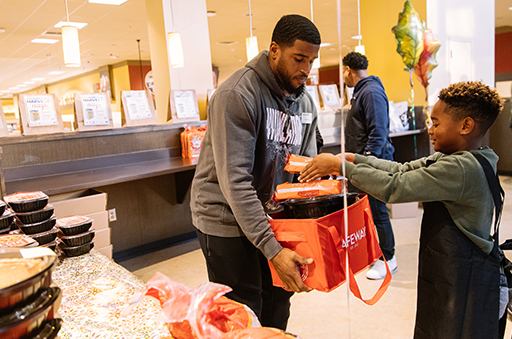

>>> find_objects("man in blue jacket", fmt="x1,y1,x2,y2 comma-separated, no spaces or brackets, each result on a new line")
342,52,397,279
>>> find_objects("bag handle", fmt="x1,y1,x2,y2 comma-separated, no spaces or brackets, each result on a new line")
327,209,391,305
274,232,307,243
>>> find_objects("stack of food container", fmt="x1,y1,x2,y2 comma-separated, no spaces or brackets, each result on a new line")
0,200,15,235
56,216,95,257
4,192,59,252
0,247,62,338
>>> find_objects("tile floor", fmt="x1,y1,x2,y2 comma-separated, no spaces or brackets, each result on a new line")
119,175,512,339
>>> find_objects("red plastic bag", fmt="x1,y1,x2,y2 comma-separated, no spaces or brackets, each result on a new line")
142,272,252,339
268,194,391,304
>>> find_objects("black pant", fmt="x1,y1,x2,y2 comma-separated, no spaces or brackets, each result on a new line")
368,195,395,260
195,229,294,330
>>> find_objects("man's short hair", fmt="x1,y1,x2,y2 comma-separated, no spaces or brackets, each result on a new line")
438,81,503,134
271,14,321,48
342,52,368,70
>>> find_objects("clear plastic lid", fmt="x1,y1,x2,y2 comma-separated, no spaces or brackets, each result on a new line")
4,191,49,203
56,216,92,228
0,234,38,247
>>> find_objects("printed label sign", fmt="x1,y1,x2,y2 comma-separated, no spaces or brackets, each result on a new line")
24,95,58,127
174,90,198,119
124,91,152,120
81,94,110,126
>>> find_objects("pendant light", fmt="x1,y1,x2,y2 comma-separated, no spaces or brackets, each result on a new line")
245,0,259,61
310,0,320,69
62,0,81,67
167,0,184,68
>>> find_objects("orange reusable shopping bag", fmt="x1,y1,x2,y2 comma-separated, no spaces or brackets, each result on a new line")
268,194,390,305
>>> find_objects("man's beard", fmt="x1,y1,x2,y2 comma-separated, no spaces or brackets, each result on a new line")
276,60,304,96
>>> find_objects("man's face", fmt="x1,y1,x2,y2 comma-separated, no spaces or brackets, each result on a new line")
271,40,319,95
428,100,464,154
342,65,355,88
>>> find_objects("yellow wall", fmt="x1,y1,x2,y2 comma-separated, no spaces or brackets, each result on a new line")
47,72,101,115
361,0,427,106
111,64,131,113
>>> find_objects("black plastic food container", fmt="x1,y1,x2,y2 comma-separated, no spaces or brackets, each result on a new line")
0,248,58,313
56,216,93,236
0,287,61,338
0,201,5,216
4,192,49,213
17,218,56,235
40,240,58,253
15,205,54,225
59,240,94,257
29,228,58,246
59,230,95,247
282,193,360,219
0,226,9,235
0,210,15,230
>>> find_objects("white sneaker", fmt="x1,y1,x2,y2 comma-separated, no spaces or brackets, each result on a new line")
366,256,397,280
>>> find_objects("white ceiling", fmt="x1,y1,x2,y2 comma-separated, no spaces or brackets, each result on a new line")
0,0,511,98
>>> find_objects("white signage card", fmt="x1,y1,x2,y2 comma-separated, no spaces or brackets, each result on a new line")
24,95,58,127
81,94,110,126
174,90,198,119
306,85,321,110
124,91,153,120
319,85,341,107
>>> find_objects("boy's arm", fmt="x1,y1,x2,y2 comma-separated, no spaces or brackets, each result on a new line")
352,153,429,173
345,154,463,204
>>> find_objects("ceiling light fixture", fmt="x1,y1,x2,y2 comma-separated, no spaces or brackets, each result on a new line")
0,28,6,33
167,1,184,68
62,0,81,67
88,0,128,5
207,11,217,17
310,0,320,69
54,21,88,29
31,38,59,44
354,0,365,54
31,78,46,81
245,0,259,62
48,71,65,75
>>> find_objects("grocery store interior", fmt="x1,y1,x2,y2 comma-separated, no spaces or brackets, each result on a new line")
1,0,512,338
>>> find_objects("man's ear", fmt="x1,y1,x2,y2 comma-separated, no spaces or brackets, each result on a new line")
460,117,475,135
269,42,280,60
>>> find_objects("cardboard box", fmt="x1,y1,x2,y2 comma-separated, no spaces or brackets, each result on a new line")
95,228,111,249
97,245,113,259
49,189,107,218
86,211,109,231
387,202,418,219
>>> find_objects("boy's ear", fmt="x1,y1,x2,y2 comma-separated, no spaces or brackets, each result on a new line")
460,117,475,135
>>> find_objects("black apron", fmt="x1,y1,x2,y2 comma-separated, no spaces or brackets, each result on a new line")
414,199,500,339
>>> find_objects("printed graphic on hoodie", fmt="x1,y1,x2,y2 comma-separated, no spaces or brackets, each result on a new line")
266,107,302,146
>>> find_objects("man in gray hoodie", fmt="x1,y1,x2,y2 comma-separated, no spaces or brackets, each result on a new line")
190,14,321,330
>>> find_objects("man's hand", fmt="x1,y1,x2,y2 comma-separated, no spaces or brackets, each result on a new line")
270,248,313,293
299,153,342,182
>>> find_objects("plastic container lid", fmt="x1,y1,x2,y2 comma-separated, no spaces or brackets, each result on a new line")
4,192,49,213
17,217,56,235
0,234,38,248
56,216,93,236
29,228,58,246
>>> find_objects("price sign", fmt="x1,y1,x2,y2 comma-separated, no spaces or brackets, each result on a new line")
24,95,59,127
80,94,110,126
124,91,153,120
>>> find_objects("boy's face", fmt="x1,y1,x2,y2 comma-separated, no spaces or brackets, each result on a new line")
428,100,465,154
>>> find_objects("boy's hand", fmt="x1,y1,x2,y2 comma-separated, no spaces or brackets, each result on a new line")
270,248,313,293
299,153,342,182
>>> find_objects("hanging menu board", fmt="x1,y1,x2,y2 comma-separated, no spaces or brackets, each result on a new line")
0,103,9,137
121,90,158,126
74,93,113,131
306,85,321,111
319,84,341,110
168,89,200,123
18,94,64,135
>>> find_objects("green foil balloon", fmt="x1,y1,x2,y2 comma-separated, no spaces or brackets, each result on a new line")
392,0,425,87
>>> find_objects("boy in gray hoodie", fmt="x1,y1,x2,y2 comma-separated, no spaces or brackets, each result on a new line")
299,81,503,338
190,14,321,330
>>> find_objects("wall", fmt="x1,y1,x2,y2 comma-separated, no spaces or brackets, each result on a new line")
361,0,428,106
426,0,495,104
496,31,512,75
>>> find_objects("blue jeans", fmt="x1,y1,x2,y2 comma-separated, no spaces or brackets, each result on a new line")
368,195,395,260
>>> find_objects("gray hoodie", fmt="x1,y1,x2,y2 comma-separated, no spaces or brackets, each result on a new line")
190,51,318,260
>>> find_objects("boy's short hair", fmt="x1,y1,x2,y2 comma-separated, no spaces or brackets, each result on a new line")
438,81,503,134
272,14,321,48
342,52,368,70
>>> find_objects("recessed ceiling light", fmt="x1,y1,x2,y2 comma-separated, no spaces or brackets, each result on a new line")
320,43,332,47
17,84,27,87
31,78,46,81
31,38,59,44
207,11,217,17
88,0,128,5
0,90,10,93
48,71,65,75
54,21,88,29
8,87,18,90
24,81,36,84
0,28,6,33
351,35,362,40
216,41,239,46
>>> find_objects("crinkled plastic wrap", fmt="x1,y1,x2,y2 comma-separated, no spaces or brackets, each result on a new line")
221,327,301,339
284,154,339,176
130,272,257,339
273,180,345,201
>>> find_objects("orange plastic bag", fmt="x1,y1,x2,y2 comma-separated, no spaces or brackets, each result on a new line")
222,327,299,339
273,180,344,201
284,154,339,176
268,194,391,304
181,125,207,158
